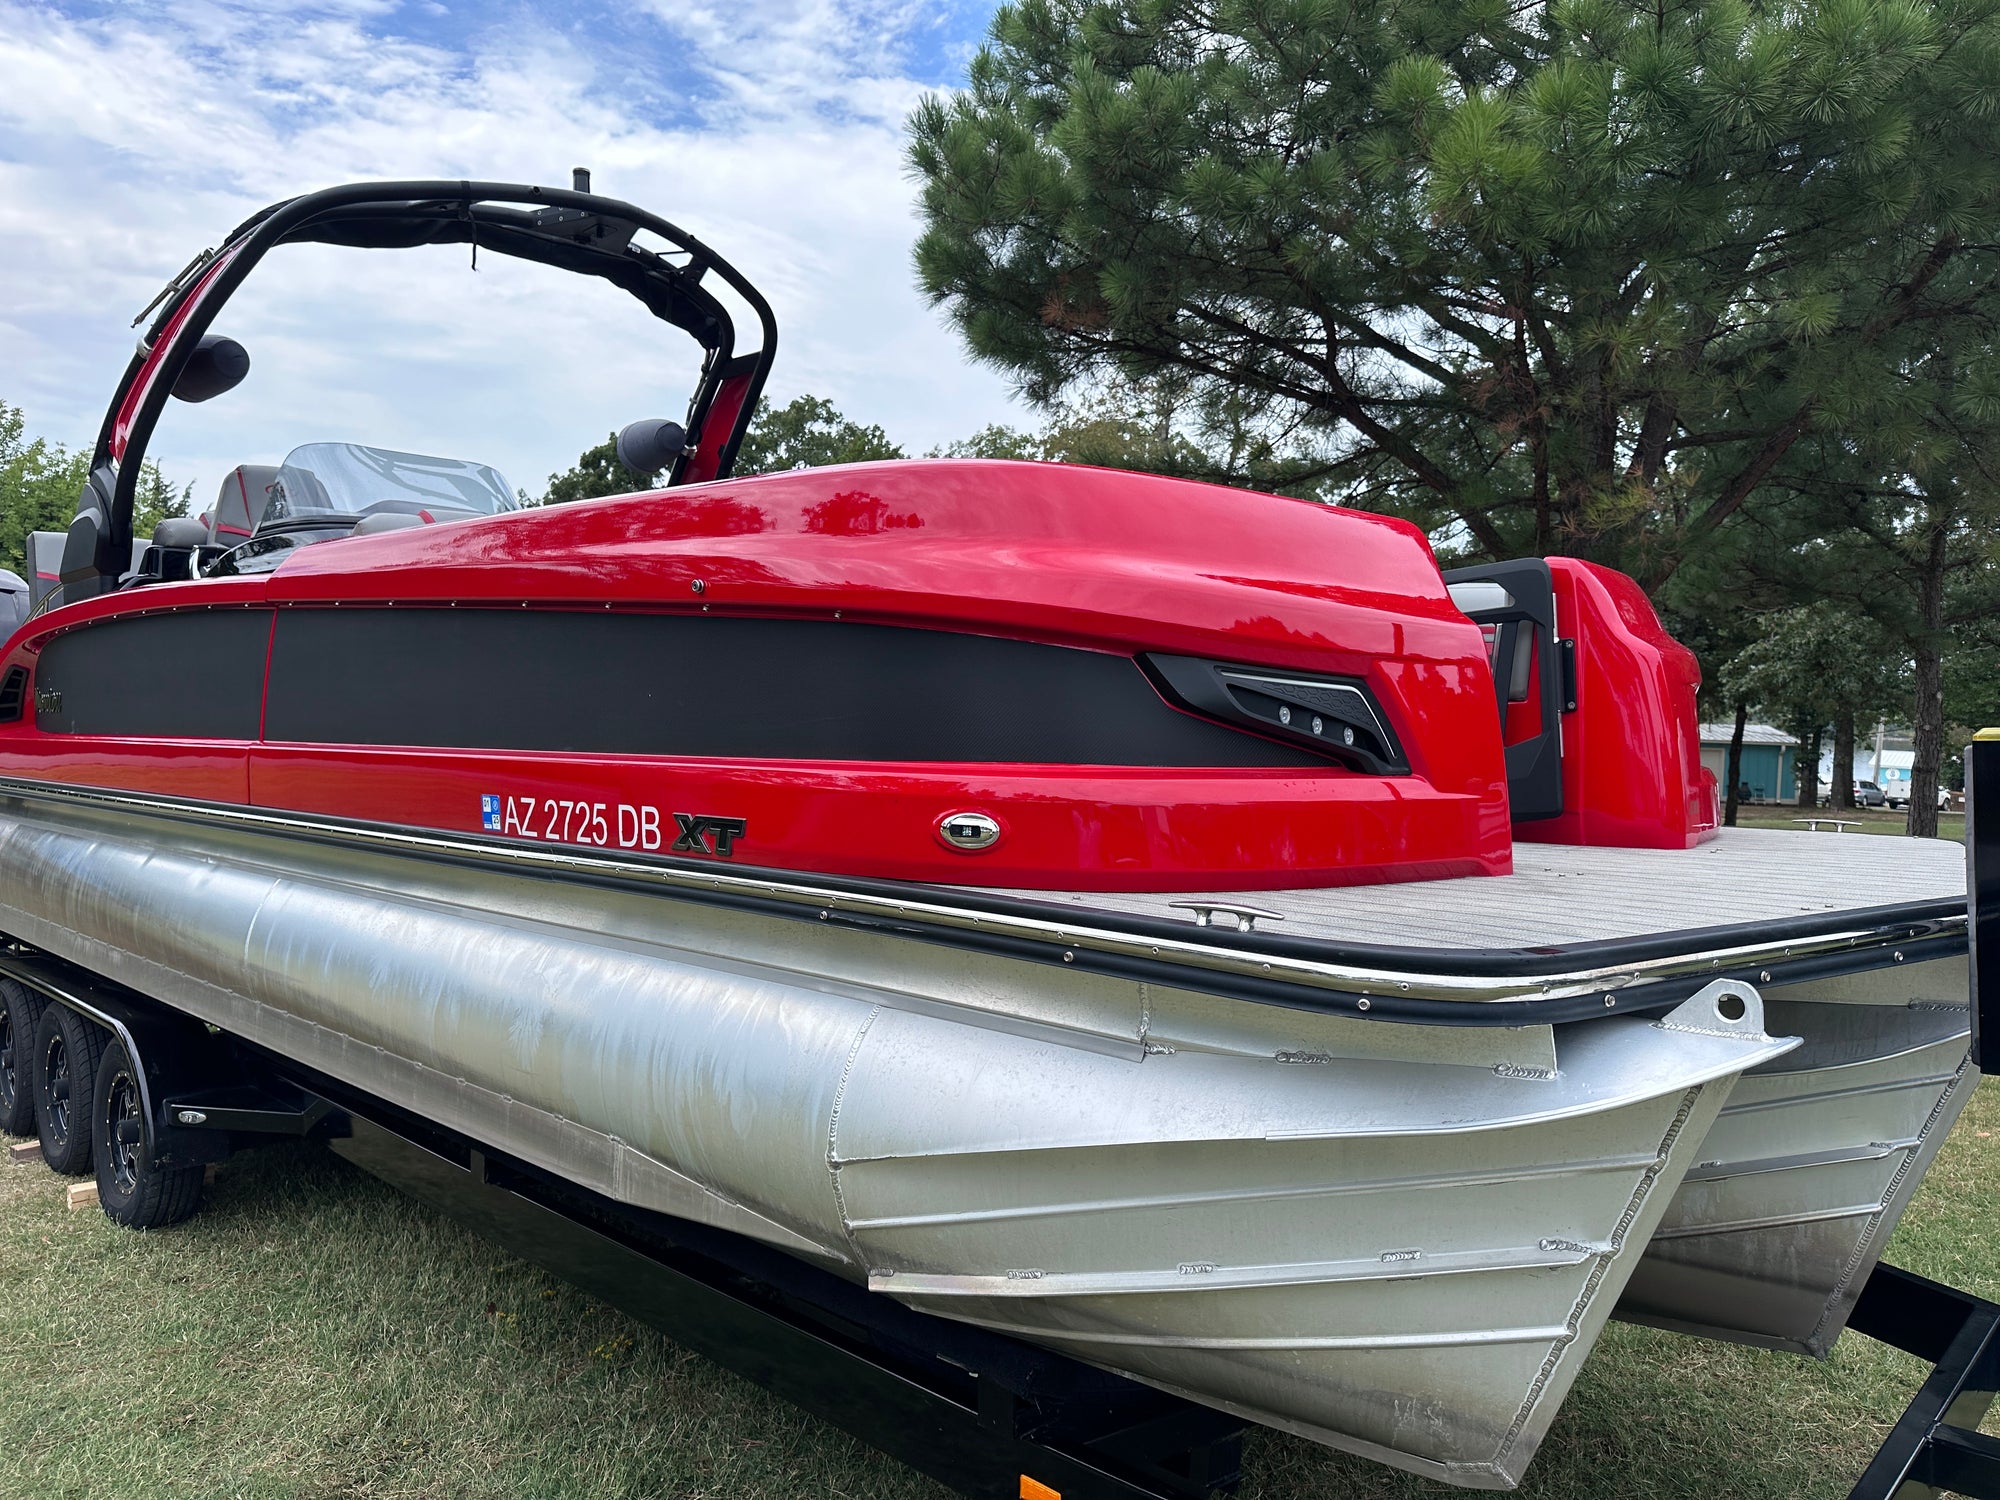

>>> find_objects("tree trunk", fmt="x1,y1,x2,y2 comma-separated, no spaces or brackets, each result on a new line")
1796,726,1824,807
1724,701,1748,827
1830,710,1855,811
1907,517,1948,839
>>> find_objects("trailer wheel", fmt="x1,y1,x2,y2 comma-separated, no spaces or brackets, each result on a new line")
0,979,47,1137
93,1039,203,1230
32,1004,107,1175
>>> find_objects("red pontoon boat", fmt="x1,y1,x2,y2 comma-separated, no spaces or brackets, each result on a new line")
0,179,1974,1493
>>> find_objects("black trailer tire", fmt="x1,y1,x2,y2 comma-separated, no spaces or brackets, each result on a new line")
93,1039,203,1230
32,1004,107,1175
0,978,47,1137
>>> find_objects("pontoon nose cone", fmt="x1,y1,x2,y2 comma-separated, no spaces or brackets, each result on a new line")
937,811,1001,851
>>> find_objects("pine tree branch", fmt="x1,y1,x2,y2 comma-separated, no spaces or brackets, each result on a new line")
1680,234,1969,566
1177,303,1474,511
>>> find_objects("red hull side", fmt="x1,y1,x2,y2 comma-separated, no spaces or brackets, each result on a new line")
0,462,1513,889
245,747,1505,892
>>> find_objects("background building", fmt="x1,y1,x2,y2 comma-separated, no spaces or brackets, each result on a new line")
1699,723,1799,803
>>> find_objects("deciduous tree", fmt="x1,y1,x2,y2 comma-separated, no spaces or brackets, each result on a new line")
1719,602,1908,808
733,396,905,475
1,400,186,579
541,396,908,504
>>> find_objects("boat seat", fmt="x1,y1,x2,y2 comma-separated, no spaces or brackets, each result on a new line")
0,569,26,635
209,464,281,543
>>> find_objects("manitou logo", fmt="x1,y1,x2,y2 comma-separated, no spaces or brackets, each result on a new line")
670,813,747,858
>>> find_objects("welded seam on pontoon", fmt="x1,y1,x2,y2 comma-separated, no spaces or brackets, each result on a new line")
824,1003,881,1272
874,1241,1606,1298
1494,1085,1703,1468
1680,1139,1921,1182
0,779,1963,1013
1715,1068,1967,1116
1739,1026,1972,1081
840,1150,1666,1230
1646,1201,1891,1241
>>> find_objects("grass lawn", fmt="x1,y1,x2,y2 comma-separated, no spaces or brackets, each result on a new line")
1733,805,1966,841
1,1082,1993,1500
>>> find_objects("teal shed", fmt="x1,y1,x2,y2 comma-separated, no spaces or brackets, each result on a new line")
1699,723,1799,803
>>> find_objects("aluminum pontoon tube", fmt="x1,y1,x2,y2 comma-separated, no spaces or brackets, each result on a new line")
1618,958,1977,1354
0,789,1794,1489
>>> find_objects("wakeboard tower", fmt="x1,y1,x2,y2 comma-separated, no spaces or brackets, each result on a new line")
0,177,1983,1495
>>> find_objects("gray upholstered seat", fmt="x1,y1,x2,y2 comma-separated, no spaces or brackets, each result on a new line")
206,464,281,543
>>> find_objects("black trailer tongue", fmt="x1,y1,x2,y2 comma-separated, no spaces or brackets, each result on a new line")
1841,733,2000,1500
1968,731,2000,1076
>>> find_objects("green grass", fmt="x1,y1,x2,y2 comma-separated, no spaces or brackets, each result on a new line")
1734,805,1965,841
3,1081,1996,1500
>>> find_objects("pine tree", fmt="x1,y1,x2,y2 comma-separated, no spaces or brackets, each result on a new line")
910,0,2000,585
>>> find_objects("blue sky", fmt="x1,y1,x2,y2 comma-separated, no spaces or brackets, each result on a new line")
0,0,1026,502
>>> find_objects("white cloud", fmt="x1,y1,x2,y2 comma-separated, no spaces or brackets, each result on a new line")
0,0,1025,506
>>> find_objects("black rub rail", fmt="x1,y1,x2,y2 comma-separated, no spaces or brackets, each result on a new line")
0,774,1968,1028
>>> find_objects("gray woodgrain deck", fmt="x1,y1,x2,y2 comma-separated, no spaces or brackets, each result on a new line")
990,829,1965,951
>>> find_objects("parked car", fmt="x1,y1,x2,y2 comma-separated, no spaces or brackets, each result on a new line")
1885,784,1957,811
1872,788,1952,812
1825,780,1889,809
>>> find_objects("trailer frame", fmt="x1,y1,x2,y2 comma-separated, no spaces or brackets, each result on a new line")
318,1084,1250,1500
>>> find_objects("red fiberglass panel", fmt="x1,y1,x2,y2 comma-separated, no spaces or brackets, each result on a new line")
1,462,1513,888
0,581,264,803
266,460,1474,669
1519,558,1719,850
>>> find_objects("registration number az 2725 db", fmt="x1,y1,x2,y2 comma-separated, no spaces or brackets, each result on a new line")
479,795,747,858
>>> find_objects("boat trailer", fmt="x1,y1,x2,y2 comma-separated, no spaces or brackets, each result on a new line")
1,749,1997,1497
1858,732,2000,1500
346,1078,2000,1500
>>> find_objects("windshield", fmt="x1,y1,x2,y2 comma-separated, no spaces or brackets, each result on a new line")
265,442,518,526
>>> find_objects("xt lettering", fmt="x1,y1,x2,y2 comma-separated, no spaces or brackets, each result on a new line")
671,813,747,857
